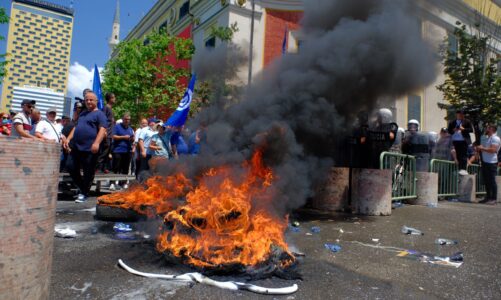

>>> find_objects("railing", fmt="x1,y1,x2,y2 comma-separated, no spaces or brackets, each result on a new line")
429,159,459,197
380,152,417,201
467,164,486,195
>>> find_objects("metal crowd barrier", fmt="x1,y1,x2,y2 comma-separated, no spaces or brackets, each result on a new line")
467,164,486,195
429,159,459,197
380,152,417,201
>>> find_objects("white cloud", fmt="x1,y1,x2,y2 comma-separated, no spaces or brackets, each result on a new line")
67,62,104,99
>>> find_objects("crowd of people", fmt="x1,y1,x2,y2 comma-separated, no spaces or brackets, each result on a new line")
2,94,499,204
355,108,500,205
1,88,204,202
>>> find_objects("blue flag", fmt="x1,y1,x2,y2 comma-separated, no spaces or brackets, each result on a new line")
166,74,197,127
282,26,288,54
92,64,104,110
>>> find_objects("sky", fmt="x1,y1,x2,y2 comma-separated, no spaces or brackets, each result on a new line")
0,0,157,98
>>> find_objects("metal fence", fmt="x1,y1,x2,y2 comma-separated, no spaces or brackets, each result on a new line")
467,164,486,195
380,152,417,201
429,159,459,197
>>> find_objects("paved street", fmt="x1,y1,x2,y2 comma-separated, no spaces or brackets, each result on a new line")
51,197,501,300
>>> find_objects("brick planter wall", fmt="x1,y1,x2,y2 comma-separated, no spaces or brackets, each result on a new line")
0,136,60,300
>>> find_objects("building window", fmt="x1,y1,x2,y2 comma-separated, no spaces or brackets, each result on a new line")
159,21,168,33
179,1,190,20
407,95,422,124
205,36,216,48
448,33,458,54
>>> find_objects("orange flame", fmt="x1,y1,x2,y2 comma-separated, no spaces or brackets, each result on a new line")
98,150,294,269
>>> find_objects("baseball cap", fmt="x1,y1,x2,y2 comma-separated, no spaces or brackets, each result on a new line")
47,107,57,113
148,118,157,124
21,99,36,106
62,115,70,120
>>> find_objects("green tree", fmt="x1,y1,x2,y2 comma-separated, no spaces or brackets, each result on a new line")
0,7,9,81
102,30,194,123
437,22,500,144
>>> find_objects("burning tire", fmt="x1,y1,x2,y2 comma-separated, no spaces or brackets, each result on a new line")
95,204,143,222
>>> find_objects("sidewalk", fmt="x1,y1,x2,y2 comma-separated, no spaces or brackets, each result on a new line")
51,199,501,299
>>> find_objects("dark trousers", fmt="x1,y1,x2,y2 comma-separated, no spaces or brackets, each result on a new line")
112,152,131,175
69,149,98,196
140,154,152,172
453,141,468,170
97,138,112,171
481,162,498,200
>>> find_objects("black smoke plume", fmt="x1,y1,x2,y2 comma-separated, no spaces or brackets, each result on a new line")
161,0,438,213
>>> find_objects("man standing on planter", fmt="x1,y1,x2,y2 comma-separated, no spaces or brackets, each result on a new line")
448,110,473,176
63,92,107,202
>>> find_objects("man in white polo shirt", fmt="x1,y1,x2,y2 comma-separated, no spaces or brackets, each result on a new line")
35,107,62,142
477,124,500,205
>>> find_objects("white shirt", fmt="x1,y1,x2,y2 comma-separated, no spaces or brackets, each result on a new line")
481,134,500,164
36,119,61,142
139,127,156,155
134,127,144,144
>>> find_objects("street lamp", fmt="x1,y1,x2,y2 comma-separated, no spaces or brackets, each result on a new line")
247,0,255,85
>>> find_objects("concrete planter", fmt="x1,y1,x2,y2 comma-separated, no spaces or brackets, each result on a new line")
0,137,60,300
458,174,476,203
311,167,349,212
409,172,438,206
352,169,392,216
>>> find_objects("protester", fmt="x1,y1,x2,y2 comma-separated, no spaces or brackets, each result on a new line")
477,124,500,205
60,103,84,172
447,110,473,175
97,92,116,173
171,126,189,158
149,123,173,159
138,118,157,172
29,108,41,136
432,127,453,161
11,100,37,139
0,112,11,136
188,127,205,155
133,118,148,176
63,92,107,203
467,144,479,166
111,112,134,190
35,107,62,142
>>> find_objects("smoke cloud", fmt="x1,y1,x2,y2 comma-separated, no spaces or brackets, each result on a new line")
163,0,438,214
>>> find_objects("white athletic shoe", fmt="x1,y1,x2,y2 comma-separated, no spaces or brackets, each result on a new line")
109,183,116,191
458,170,468,176
122,184,129,190
75,194,87,203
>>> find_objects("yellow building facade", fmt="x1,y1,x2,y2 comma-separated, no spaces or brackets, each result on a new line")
463,0,501,24
1,0,74,112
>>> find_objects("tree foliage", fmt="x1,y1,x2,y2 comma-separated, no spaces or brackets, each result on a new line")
0,7,9,81
102,30,194,123
437,23,500,143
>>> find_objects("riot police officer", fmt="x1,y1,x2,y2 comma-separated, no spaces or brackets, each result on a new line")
402,119,433,172
365,109,399,169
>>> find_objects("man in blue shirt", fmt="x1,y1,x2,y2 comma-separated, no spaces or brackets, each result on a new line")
64,92,107,202
170,126,188,158
112,112,134,187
